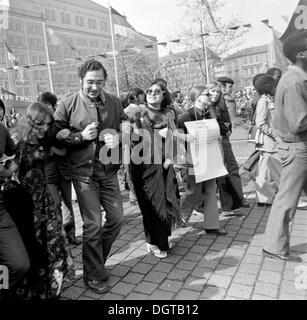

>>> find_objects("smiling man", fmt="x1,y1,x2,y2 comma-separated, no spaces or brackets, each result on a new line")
54,59,127,294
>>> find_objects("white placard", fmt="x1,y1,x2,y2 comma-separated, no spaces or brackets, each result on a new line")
184,118,228,183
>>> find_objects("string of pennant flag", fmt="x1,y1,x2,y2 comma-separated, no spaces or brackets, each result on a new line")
0,13,271,77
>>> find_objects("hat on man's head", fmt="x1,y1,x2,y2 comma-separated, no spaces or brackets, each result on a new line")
217,76,234,85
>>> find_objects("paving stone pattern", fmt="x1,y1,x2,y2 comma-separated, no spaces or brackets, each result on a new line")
61,127,307,300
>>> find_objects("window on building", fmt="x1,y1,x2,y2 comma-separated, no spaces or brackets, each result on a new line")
75,15,84,27
250,56,253,64
88,18,97,29
256,55,259,63
34,70,39,80
100,20,108,31
245,69,248,76
257,66,261,73
244,57,247,65
61,13,71,24
16,87,23,95
251,67,254,75
45,9,56,22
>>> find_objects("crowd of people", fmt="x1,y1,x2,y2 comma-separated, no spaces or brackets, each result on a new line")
0,30,307,300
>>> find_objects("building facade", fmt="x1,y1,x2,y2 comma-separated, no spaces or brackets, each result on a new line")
223,45,269,90
0,0,159,101
159,48,221,94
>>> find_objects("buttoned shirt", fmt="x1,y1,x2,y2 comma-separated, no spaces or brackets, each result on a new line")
273,65,307,142
54,89,126,181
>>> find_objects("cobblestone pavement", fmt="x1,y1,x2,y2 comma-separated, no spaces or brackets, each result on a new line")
61,127,307,300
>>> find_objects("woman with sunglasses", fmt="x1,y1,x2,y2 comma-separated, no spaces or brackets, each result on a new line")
178,86,227,236
130,79,181,258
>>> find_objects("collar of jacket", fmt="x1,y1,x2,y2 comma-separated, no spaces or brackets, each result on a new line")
288,65,307,81
79,89,106,106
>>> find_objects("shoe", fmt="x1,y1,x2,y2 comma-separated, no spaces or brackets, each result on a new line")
297,200,307,210
146,243,167,259
221,211,234,216
168,242,173,250
205,227,227,236
262,249,302,262
257,203,272,207
241,200,250,208
83,278,110,294
180,215,190,228
67,235,82,246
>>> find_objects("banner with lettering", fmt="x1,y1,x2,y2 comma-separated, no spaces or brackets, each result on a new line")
0,87,36,112
280,0,307,43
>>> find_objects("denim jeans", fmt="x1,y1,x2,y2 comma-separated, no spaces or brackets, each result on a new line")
263,141,307,254
72,167,123,281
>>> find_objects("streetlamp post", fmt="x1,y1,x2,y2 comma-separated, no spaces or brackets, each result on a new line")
200,6,210,83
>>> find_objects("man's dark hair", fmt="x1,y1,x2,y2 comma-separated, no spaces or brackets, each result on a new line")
252,73,266,86
254,75,276,96
78,59,108,80
171,90,181,99
127,87,144,105
0,98,5,120
217,76,234,86
283,31,307,64
38,92,57,108
266,67,282,77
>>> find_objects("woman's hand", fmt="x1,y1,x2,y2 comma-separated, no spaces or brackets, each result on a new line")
163,158,172,169
56,129,71,140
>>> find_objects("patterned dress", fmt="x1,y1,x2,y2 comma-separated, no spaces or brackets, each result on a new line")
16,141,72,299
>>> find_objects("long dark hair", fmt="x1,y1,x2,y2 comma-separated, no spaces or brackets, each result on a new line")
146,79,172,112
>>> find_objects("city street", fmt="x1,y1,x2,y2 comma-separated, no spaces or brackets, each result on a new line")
61,126,307,300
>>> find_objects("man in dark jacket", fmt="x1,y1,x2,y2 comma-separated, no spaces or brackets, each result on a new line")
216,77,250,214
54,59,127,294
0,122,30,299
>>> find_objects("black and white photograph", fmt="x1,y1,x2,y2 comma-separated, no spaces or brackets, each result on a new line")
0,0,307,307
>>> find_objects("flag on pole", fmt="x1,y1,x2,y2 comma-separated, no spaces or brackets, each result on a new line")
0,5,9,29
280,0,307,43
46,27,77,51
110,6,151,42
268,28,290,72
3,40,24,83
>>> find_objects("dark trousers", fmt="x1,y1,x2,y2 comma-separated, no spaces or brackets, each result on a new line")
0,203,30,298
72,169,123,281
48,178,76,239
217,137,244,211
131,163,171,252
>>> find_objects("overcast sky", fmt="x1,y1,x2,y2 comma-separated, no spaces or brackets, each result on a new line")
93,0,299,41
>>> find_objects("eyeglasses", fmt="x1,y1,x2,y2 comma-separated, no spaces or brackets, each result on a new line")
146,88,164,96
84,80,106,87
